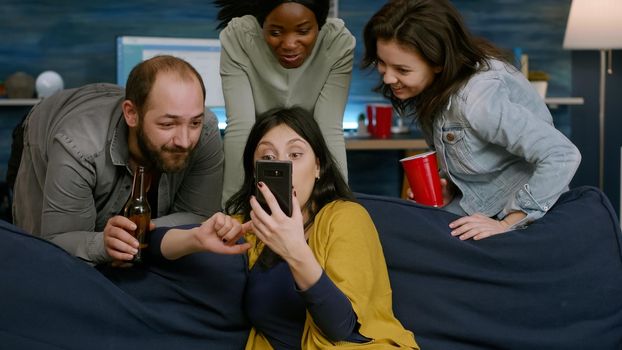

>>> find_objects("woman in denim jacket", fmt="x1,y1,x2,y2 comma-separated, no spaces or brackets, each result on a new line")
362,0,581,240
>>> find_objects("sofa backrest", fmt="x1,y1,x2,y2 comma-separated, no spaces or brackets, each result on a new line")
0,221,250,349
358,187,622,349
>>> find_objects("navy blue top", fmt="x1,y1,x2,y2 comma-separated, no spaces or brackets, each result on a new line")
245,259,369,348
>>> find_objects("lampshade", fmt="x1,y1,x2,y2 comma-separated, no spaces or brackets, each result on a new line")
563,0,622,49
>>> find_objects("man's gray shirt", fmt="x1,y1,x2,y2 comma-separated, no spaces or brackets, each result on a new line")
13,83,224,264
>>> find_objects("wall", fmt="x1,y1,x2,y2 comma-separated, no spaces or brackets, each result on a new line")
570,50,622,213
4,0,615,212
0,0,224,181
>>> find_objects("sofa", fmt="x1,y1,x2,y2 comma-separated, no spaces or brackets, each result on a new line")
358,186,622,349
1,186,621,349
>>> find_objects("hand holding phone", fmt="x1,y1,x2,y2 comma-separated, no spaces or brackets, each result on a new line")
255,160,293,217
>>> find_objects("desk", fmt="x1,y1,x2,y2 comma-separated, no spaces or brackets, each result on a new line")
345,133,427,151
345,133,428,198
0,98,41,106
544,97,584,109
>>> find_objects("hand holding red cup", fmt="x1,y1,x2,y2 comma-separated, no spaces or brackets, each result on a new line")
400,151,444,207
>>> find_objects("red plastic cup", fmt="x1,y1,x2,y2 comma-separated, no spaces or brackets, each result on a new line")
400,151,444,207
366,105,374,134
366,104,393,138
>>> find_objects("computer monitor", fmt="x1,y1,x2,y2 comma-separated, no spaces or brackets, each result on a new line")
116,36,224,108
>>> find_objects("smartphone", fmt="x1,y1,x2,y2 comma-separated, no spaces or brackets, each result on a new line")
255,160,292,217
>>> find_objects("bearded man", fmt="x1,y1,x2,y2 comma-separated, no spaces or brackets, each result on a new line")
13,55,224,265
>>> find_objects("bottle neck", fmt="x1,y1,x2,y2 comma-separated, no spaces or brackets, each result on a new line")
131,166,146,201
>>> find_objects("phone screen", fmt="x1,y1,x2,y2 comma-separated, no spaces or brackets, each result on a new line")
255,160,293,217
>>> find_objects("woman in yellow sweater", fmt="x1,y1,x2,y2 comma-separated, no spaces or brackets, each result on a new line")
223,107,418,349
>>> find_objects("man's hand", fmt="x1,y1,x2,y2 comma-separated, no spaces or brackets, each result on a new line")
194,213,251,255
160,213,250,260
104,215,154,266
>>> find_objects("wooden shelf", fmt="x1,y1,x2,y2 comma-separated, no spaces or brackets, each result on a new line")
345,134,427,150
0,98,41,106
544,97,584,108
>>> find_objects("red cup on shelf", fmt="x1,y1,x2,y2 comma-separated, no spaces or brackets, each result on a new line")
400,151,444,207
366,104,392,139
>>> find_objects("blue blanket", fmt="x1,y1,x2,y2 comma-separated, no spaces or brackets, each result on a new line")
0,222,249,349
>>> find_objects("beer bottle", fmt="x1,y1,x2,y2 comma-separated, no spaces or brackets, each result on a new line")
122,166,151,263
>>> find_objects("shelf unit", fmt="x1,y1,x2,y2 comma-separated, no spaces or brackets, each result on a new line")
544,97,584,108
345,133,427,150
0,98,41,106
345,137,427,150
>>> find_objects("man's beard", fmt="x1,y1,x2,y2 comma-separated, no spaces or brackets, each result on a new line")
136,126,193,173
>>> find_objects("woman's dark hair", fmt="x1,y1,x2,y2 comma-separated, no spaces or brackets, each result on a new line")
225,107,354,268
362,0,509,137
214,0,330,30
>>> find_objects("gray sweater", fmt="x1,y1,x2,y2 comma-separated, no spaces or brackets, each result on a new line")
219,16,355,205
13,83,224,263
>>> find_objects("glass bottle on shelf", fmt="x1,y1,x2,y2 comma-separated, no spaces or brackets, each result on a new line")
357,113,369,136
392,108,411,134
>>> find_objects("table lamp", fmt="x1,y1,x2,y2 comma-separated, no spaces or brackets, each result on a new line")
563,0,622,189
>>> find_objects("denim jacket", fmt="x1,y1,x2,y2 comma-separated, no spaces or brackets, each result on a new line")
13,83,224,263
415,60,580,226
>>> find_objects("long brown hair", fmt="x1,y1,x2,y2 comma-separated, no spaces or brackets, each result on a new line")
225,107,354,268
362,0,509,137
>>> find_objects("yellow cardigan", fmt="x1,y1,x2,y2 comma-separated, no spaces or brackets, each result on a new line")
244,200,419,349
